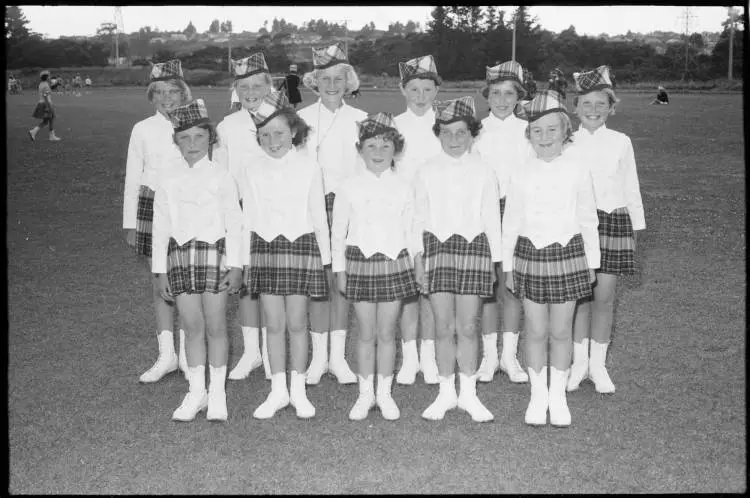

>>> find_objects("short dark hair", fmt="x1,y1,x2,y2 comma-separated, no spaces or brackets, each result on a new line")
40,73,49,82
173,122,220,159
432,117,483,138
482,79,526,100
355,129,406,168
255,108,311,147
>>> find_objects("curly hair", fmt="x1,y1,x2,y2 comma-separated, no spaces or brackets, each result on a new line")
302,64,360,96
147,78,192,104
355,129,406,168
432,116,483,139
524,111,574,145
255,108,312,148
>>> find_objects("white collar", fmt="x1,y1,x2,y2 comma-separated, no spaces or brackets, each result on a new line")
318,99,346,116
364,167,395,181
404,107,435,121
577,123,608,137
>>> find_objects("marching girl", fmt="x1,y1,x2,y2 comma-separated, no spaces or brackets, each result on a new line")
503,90,600,426
413,96,502,423
152,98,243,422
241,91,328,419
473,60,533,385
392,55,444,386
567,66,646,394
123,60,192,383
299,42,366,385
331,113,420,421
28,70,61,142
215,52,274,382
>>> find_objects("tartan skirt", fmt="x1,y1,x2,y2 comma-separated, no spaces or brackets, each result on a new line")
512,234,592,304
32,101,55,120
345,246,418,302
499,197,506,223
135,185,155,257
325,192,335,232
598,208,636,275
247,232,328,298
167,237,227,295
422,231,494,298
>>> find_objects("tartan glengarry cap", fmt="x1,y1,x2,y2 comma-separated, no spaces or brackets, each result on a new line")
251,91,291,128
434,96,476,124
169,98,210,132
150,59,184,82
486,60,525,85
514,90,568,122
312,41,348,70
573,65,613,94
232,52,269,80
399,55,443,86
357,112,398,142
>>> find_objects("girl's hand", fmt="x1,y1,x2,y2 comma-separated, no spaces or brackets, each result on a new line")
504,272,514,293
125,229,136,247
221,268,243,294
589,269,596,284
155,274,174,303
336,272,347,296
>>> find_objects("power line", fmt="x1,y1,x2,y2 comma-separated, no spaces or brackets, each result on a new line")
678,6,697,80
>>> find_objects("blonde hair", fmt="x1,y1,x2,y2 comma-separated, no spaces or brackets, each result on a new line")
302,63,360,95
524,111,574,144
573,87,619,113
147,79,192,104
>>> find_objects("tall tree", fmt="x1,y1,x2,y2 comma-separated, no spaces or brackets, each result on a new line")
485,6,497,32
183,21,196,37
220,20,232,33
5,5,32,47
209,19,220,34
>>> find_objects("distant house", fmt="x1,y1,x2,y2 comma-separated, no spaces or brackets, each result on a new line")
149,37,169,44
170,33,188,41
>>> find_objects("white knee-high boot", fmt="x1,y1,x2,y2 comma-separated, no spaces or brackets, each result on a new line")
421,374,458,420
477,333,500,382
548,366,571,426
329,330,357,384
172,365,208,422
349,374,376,421
457,373,494,422
566,338,589,391
396,340,420,385
228,327,262,380
419,340,439,384
139,330,178,383
525,366,548,426
588,340,615,393
207,365,228,421
306,331,328,385
376,374,400,420
253,372,290,419
499,332,529,383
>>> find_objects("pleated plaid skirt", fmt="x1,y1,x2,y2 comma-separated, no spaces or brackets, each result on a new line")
325,192,335,232
598,208,636,275
512,233,592,304
422,231,494,297
167,237,227,296
247,232,328,298
345,246,418,302
135,185,155,257
32,101,55,120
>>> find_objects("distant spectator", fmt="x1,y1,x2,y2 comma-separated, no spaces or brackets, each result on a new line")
523,69,537,100
547,67,567,100
29,70,61,141
650,85,669,105
283,64,302,109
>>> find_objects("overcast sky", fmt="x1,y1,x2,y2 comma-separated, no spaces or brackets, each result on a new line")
20,5,743,39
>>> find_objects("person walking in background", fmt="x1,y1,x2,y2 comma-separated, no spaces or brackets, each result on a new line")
392,54,444,386
84,75,92,95
332,113,419,421
124,59,193,383
504,90,600,427
473,60,533,385
568,65,646,394
28,70,61,142
215,52,275,382
414,96,501,423
299,41,366,386
650,85,669,105
282,64,302,109
152,98,243,422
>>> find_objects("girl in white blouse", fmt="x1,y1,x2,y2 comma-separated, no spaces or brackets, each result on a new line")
503,90,600,427
152,99,243,422
331,113,420,421
123,59,192,384
473,60,533,386
413,96,502,423
567,66,646,394
240,91,330,420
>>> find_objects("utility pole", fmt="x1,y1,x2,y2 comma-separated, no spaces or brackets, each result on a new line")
511,9,517,62
679,7,696,81
228,21,232,74
114,7,124,67
728,7,736,80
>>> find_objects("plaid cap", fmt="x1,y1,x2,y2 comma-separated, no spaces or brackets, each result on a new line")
232,52,269,80
434,96,476,124
399,55,443,86
150,59,183,82
357,112,398,142
549,67,565,81
251,91,291,128
312,41,348,70
169,98,210,132
486,60,525,85
514,90,568,122
573,65,613,94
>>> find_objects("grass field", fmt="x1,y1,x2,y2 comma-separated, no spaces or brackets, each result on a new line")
7,87,746,494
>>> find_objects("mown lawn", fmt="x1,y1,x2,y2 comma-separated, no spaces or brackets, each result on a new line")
7,87,745,494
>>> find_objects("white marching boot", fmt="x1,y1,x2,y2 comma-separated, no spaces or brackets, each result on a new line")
305,331,329,385
419,340,440,384
289,371,316,419
253,372,290,419
498,332,529,383
139,330,178,383
349,374,376,421
477,333,500,382
457,373,494,422
206,365,228,421
566,338,590,392
376,375,400,420
178,329,188,378
329,330,357,384
261,327,271,380
525,366,549,426
549,366,572,426
588,340,616,394
228,327,263,380
396,340,420,385
172,365,208,422
422,374,458,421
